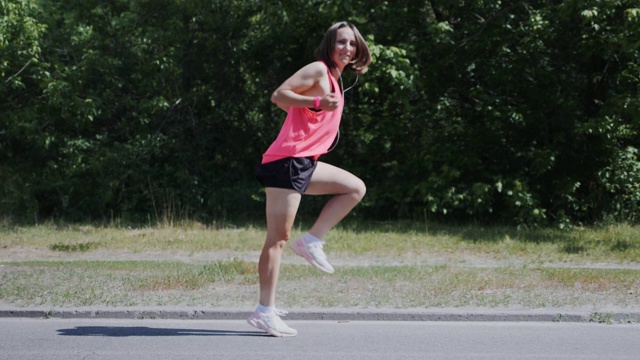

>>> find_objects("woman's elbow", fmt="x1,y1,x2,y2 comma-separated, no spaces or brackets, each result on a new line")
270,90,281,105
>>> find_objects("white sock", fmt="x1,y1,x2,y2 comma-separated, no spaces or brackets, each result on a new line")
302,232,321,244
257,304,274,314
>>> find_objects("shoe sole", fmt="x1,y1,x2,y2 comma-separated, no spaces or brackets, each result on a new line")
247,318,297,337
291,240,334,274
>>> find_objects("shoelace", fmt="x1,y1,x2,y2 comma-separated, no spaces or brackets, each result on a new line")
307,241,328,259
274,309,288,317
266,309,292,330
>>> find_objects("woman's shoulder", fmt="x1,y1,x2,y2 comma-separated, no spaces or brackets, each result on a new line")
299,61,328,77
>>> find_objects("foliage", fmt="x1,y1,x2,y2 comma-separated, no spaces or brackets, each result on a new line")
1,0,639,227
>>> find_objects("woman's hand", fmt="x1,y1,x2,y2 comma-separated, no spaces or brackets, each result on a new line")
319,93,340,111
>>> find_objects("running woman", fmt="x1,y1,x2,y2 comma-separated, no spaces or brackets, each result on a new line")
247,21,372,337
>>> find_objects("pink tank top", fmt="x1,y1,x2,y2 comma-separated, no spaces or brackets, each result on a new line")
262,61,343,164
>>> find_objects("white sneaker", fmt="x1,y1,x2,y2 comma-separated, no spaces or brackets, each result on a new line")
291,236,335,274
247,309,297,337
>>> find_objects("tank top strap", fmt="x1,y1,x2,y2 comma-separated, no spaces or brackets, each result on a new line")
319,61,339,95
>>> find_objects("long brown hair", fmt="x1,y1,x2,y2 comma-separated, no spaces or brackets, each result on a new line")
314,22,371,76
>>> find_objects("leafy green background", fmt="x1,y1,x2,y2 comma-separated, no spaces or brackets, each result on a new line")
1,0,639,227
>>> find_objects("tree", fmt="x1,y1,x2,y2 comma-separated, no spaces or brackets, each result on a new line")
1,0,638,226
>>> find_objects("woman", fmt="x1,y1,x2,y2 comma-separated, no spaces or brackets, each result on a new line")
247,21,372,337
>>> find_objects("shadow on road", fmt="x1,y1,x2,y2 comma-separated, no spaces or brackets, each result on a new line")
57,326,267,337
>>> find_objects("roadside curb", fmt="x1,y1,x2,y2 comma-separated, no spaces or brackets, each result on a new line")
1,308,639,323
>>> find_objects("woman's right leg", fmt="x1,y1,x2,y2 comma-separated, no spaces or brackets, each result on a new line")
258,187,302,307
247,188,302,336
248,187,301,337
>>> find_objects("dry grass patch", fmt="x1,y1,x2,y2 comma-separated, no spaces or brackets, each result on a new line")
1,221,639,310
3,260,638,310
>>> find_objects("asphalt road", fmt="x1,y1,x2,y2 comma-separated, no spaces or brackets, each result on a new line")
1,318,639,360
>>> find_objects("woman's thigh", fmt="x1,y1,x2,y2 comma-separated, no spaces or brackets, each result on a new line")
305,161,366,197
265,187,302,241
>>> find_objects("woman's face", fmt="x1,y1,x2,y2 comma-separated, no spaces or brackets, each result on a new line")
332,27,356,71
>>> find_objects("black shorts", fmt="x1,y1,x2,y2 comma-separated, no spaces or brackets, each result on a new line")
256,157,318,194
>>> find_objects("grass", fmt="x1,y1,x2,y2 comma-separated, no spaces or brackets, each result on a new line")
1,260,638,309
0,221,639,310
2,221,639,263
50,241,100,252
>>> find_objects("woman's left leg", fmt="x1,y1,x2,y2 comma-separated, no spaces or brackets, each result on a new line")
289,161,366,273
304,161,367,239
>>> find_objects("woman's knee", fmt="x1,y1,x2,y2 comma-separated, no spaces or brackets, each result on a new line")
352,178,367,202
265,228,294,247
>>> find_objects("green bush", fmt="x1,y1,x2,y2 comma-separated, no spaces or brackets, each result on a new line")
1,0,638,227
